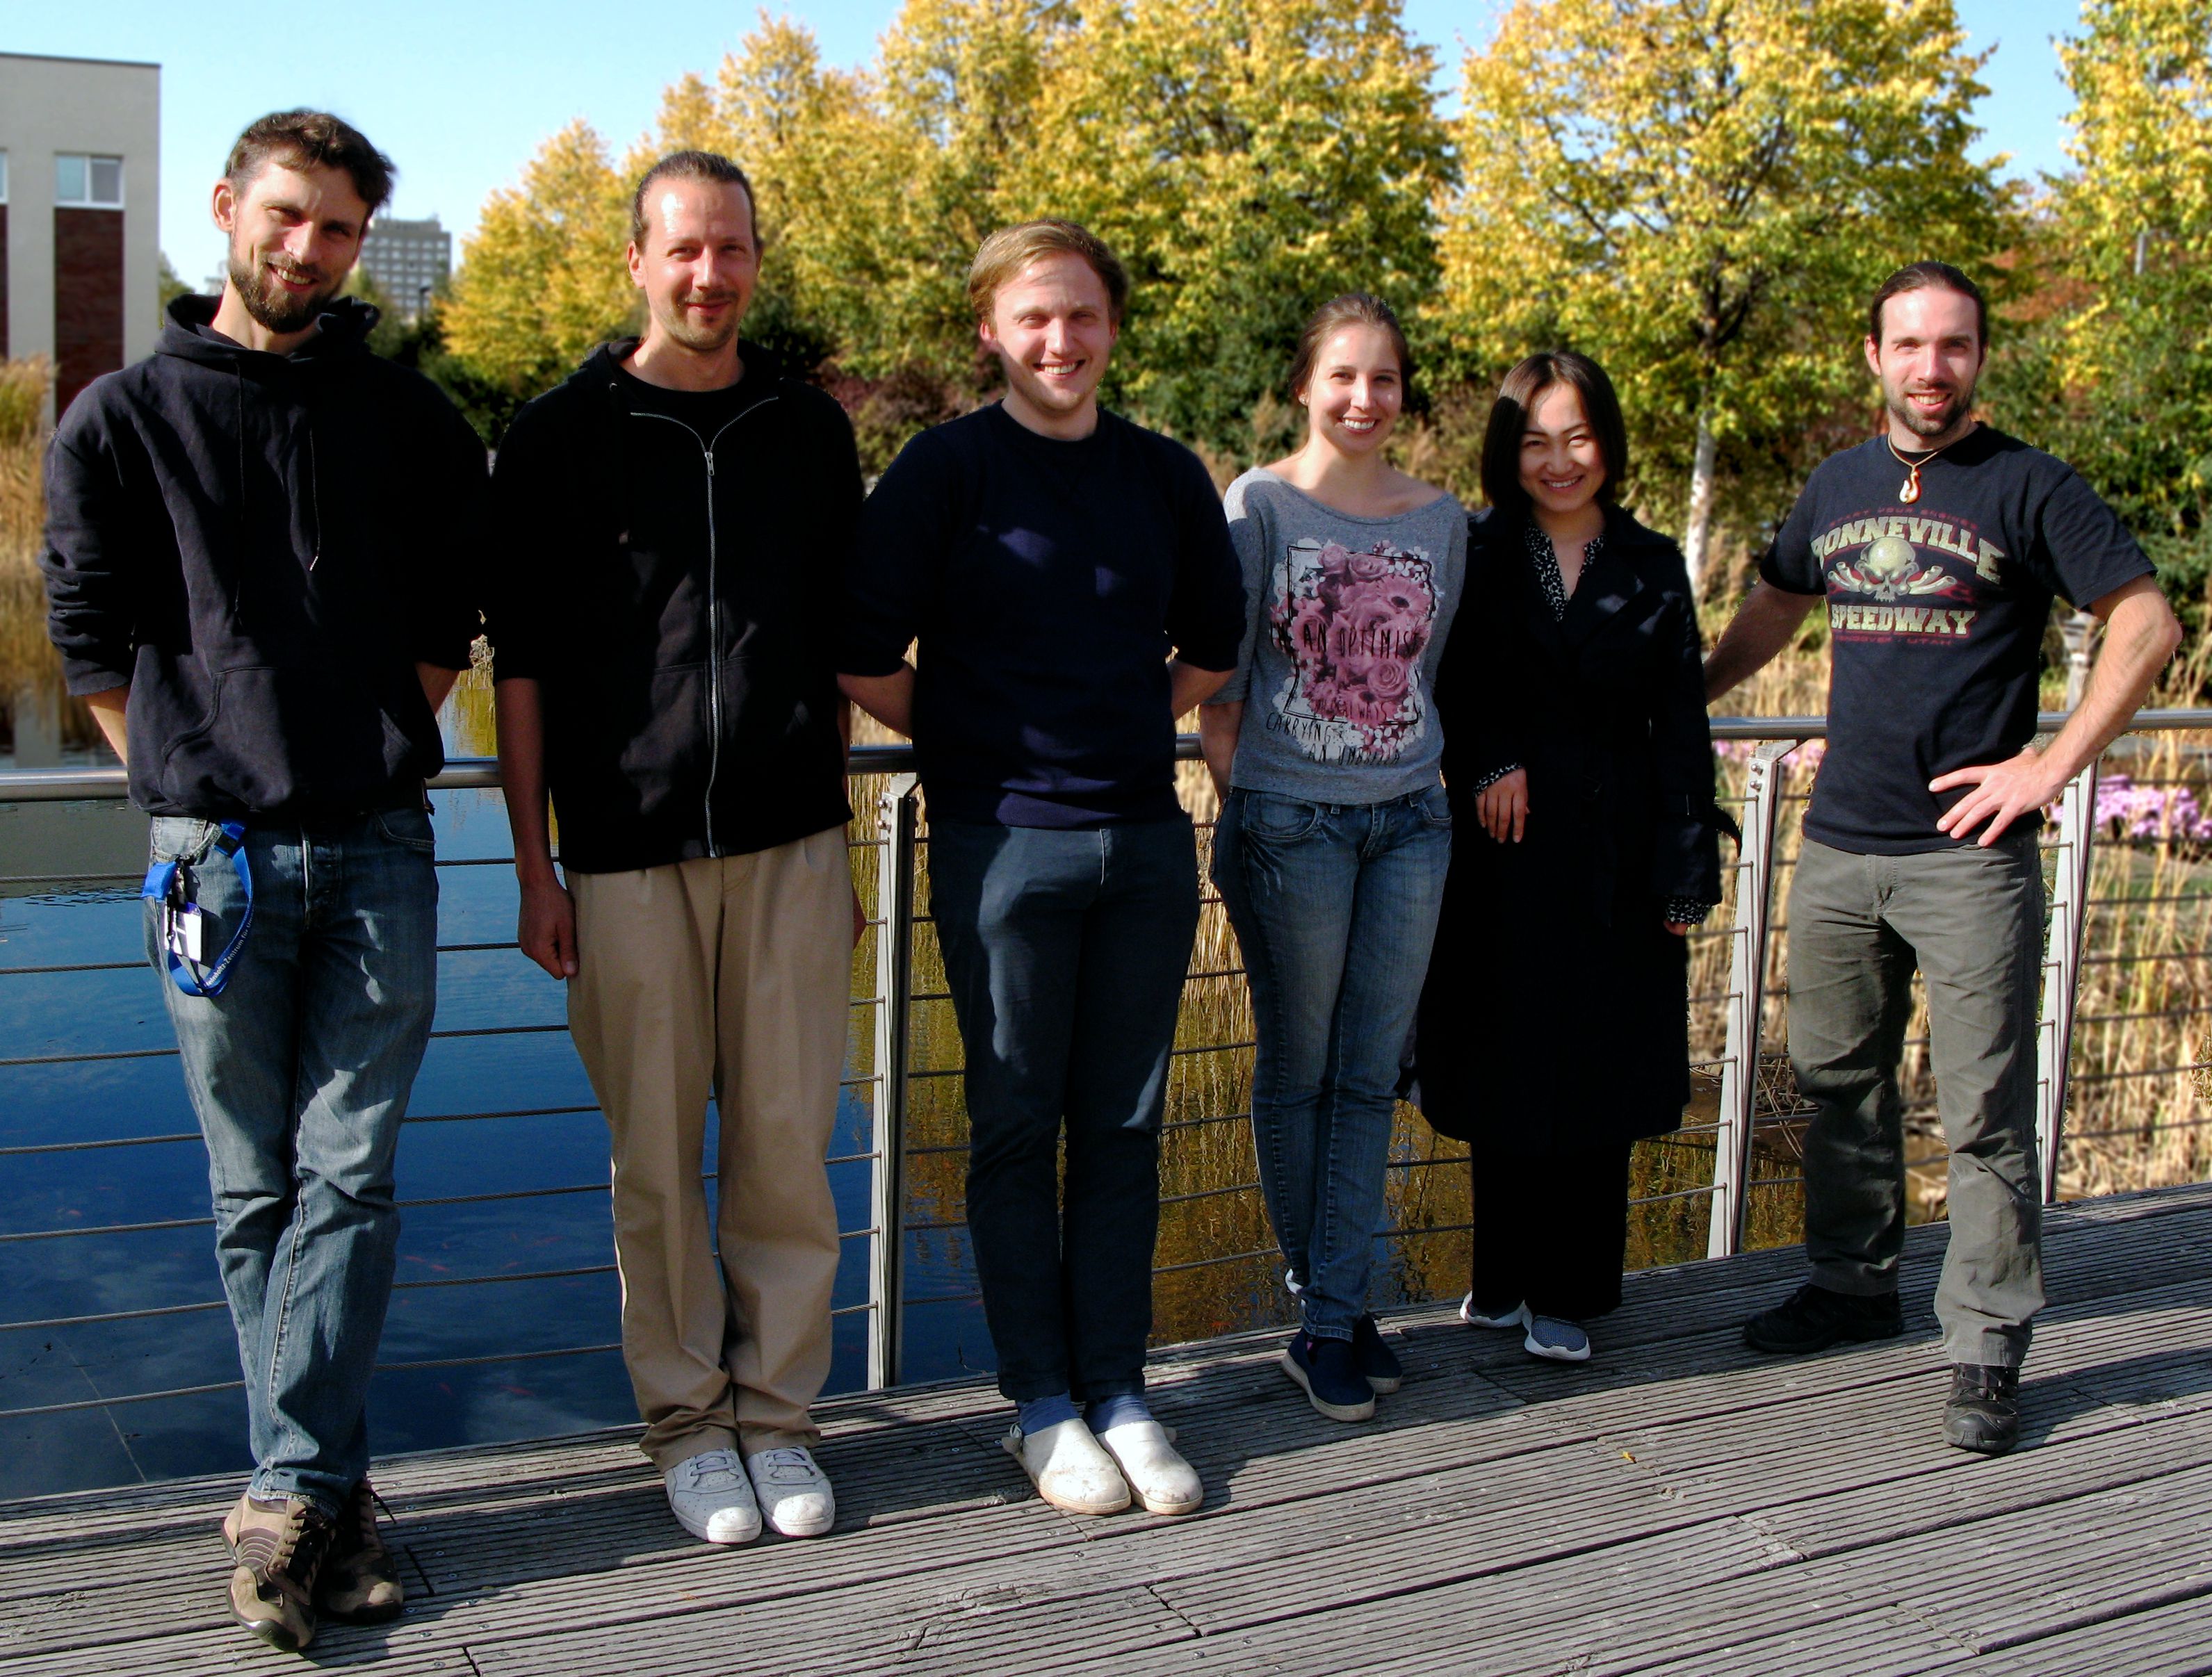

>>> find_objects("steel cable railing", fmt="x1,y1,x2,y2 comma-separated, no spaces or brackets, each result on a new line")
1,712,2208,1432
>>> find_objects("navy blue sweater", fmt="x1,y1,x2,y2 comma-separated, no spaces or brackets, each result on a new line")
840,403,1244,828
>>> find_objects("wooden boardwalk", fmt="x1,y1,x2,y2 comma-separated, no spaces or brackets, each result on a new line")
8,1184,2212,1677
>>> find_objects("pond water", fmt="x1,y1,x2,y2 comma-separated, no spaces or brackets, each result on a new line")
0,660,1779,1499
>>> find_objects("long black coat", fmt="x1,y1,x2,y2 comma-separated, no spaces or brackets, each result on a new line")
1411,506,1725,1156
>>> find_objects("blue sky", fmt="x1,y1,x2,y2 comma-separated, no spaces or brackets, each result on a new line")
7,0,2086,289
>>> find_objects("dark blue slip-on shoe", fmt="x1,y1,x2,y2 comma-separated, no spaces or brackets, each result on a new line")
1351,1314,1404,1393
1280,1330,1376,1422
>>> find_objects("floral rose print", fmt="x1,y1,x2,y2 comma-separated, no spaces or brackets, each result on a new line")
1264,537,1438,762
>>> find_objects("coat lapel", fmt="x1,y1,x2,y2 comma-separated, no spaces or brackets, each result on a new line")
1559,520,1649,648
1515,534,1572,659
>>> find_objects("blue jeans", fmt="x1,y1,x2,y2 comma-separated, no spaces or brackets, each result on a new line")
1212,786,1452,1340
928,817,1198,1404
146,809,439,1514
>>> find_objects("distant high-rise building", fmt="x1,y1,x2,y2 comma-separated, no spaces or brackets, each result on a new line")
356,215,450,322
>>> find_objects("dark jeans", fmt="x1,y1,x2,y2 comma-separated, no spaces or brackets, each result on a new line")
1787,834,2046,1368
928,816,1198,1404
147,810,438,1515
1212,786,1452,1339
1470,1140,1634,1322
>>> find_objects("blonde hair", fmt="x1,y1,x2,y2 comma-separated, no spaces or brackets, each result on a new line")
966,220,1130,325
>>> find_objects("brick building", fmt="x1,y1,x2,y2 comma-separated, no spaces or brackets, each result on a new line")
0,54,161,423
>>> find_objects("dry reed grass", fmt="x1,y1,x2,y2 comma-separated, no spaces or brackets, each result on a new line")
6,343,2204,1334
0,360,68,758
1685,598,2212,1248
843,594,2212,1344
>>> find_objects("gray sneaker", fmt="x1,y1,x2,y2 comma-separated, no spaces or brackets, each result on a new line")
665,1448,762,1545
1459,1294,1531,1331
744,1446,836,1537
1525,1316,1591,1362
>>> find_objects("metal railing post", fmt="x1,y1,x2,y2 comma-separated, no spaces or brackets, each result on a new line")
2036,759,2099,1204
865,774,920,1390
1707,739,1796,1260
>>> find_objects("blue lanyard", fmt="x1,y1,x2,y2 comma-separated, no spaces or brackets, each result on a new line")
140,821,255,998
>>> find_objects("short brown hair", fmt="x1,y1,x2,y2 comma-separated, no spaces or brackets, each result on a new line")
1479,351,1630,514
967,220,1129,325
226,111,394,216
630,150,760,252
1287,293,1413,402
1868,261,1987,347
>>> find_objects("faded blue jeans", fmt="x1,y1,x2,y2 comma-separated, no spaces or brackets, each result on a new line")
1212,786,1452,1341
146,809,438,1515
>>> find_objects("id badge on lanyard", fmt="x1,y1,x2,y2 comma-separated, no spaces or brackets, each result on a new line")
141,822,255,997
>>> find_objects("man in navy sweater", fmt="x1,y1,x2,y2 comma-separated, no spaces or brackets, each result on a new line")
41,111,485,1651
840,220,1244,1518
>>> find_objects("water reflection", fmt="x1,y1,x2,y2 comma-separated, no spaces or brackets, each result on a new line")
0,598,1789,1497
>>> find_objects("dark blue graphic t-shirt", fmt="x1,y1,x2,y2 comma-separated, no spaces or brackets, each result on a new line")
1760,425,2154,853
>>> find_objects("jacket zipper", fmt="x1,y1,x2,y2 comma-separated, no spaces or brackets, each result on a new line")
631,395,781,858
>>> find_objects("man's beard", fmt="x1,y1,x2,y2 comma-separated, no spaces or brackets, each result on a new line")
228,248,340,334
655,291,742,353
1887,377,1976,442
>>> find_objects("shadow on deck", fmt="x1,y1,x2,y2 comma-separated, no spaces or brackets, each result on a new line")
7,1184,2212,1677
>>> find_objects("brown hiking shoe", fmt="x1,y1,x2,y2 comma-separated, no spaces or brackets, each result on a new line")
222,1493,336,1651
318,1480,407,1623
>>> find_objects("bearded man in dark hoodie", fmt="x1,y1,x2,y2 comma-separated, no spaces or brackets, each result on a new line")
40,113,485,1651
487,152,863,1549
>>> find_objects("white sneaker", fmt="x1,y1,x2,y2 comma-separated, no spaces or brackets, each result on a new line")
1460,1293,1532,1331
1000,1417,1131,1516
1093,1419,1203,1516
664,1448,761,1545
745,1446,837,1538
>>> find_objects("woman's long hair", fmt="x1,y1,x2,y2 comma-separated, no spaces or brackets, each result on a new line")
1479,351,1629,516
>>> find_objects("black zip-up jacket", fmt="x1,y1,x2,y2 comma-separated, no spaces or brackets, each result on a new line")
41,293,487,820
485,340,862,872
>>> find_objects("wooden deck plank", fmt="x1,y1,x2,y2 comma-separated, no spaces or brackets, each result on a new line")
1623,1607,1978,1677
8,1186,2212,1677
1988,1589,2212,1676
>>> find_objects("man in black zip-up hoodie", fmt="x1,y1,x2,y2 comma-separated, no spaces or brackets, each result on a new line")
40,112,485,1653
487,152,862,1549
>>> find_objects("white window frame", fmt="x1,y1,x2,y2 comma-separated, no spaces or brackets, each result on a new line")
55,154,124,210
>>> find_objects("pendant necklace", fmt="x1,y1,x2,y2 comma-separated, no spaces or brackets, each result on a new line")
1885,426,1970,505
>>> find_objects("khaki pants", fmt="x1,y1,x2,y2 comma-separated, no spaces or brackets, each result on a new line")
568,826,851,1466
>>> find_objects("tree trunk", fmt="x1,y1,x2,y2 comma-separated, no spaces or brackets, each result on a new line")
1683,409,1718,592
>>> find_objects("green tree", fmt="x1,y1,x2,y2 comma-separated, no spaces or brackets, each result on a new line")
1041,0,1451,457
156,253,193,325
2027,0,2212,616
846,0,1071,384
1439,0,2010,587
652,17,908,379
443,120,635,400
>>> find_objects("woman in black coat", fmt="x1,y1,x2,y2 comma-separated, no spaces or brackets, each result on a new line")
1410,352,1724,1363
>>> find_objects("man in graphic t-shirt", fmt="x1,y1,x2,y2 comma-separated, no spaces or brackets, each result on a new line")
487,151,863,1546
1704,261,2181,1453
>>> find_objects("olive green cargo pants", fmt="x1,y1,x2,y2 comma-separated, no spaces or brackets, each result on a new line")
1785,832,2047,1368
